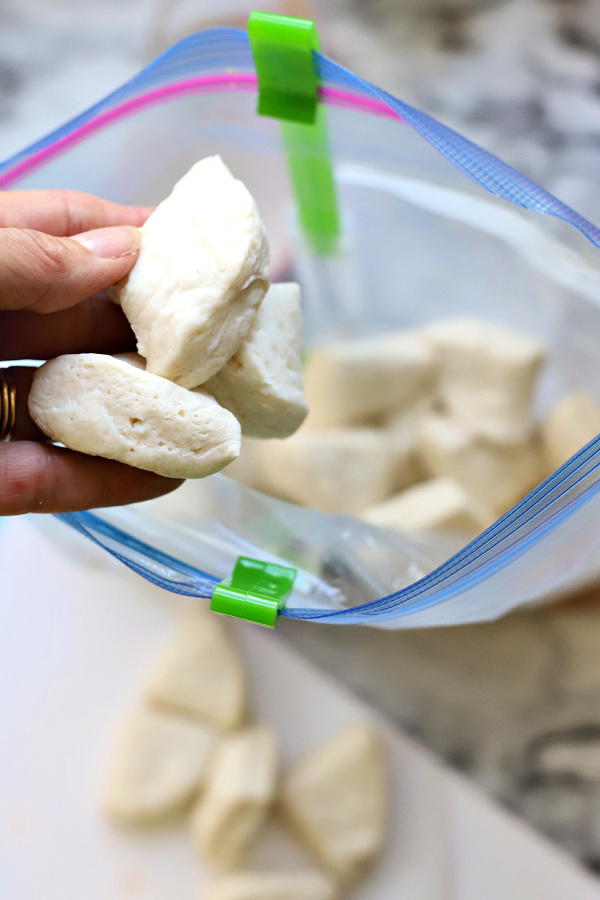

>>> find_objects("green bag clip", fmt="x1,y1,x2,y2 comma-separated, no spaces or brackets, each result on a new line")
211,556,297,627
248,10,340,255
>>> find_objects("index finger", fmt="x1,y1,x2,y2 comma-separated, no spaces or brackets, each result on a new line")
0,441,183,515
0,189,153,236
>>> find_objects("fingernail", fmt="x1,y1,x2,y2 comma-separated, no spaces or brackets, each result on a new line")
71,225,142,259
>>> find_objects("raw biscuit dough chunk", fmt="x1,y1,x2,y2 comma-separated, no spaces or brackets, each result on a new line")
541,390,600,471
102,709,217,825
418,414,542,514
360,477,496,535
251,428,396,515
115,155,270,388
281,723,386,884
146,612,246,731
203,283,308,438
426,318,546,444
190,725,279,868
28,353,241,479
304,330,436,428
202,871,338,900
386,398,433,493
225,437,273,493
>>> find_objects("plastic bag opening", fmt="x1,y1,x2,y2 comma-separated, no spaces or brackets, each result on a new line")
4,26,600,627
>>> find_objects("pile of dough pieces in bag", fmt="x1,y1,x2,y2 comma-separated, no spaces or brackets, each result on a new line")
232,318,600,538
101,611,387,900
28,153,600,538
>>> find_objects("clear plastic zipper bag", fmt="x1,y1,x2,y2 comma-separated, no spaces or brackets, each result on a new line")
5,25,600,628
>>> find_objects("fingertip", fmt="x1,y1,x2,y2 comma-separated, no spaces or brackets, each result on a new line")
126,471,185,505
70,225,142,259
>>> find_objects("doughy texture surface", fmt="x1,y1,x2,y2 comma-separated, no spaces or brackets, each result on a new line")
418,413,542,515
361,476,495,534
204,283,308,439
281,724,386,884
426,318,545,444
146,612,246,731
386,398,433,492
189,725,279,868
541,390,600,471
202,871,338,900
28,353,241,479
252,428,396,515
116,155,270,388
102,709,217,825
304,331,436,428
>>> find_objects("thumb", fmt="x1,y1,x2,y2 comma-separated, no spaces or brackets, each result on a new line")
0,225,141,314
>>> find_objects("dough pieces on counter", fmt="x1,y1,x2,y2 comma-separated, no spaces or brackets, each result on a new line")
146,611,246,731
102,709,217,825
190,725,279,868
101,614,389,896
203,283,308,438
28,353,241,479
202,871,339,900
115,155,270,389
281,723,386,885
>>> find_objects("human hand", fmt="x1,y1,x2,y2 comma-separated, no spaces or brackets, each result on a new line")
0,189,183,515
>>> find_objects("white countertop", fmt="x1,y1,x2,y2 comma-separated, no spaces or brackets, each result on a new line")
2,512,600,899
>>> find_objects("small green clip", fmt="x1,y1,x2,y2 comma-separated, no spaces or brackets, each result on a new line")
248,11,320,123
248,10,340,256
211,556,297,628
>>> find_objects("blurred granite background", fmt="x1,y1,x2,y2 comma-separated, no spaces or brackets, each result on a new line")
5,0,600,217
4,0,600,872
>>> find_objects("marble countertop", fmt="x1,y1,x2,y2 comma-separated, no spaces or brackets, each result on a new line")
4,0,600,874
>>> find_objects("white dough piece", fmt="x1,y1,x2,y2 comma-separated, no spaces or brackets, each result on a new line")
27,353,241,479
224,437,273,492
203,283,308,438
146,612,246,731
360,477,496,535
426,318,546,444
418,414,543,514
304,330,436,428
202,871,338,900
115,155,270,388
386,397,433,492
541,390,600,471
252,428,396,515
102,709,217,825
281,723,386,884
190,725,279,868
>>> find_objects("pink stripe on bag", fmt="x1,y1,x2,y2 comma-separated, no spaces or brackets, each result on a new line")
0,75,404,188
